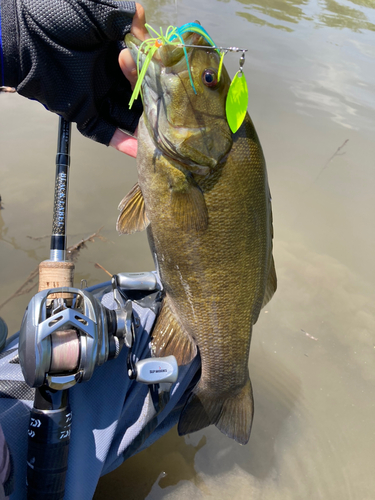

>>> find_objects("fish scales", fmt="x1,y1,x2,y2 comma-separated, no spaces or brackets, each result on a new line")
138,114,269,392
118,27,276,444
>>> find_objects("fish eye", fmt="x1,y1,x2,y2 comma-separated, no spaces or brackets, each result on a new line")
202,69,218,88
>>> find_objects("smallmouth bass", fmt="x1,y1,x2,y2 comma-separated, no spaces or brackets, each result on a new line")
117,27,277,444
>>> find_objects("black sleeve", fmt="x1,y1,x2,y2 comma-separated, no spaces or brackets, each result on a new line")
0,0,143,145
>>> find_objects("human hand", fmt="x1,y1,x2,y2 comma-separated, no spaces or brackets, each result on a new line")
110,3,149,157
2,0,147,152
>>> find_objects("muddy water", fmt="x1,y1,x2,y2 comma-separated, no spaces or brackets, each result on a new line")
1,0,374,498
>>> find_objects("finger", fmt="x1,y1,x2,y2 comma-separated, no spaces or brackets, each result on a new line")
119,48,137,89
119,3,149,89
132,3,149,40
110,128,138,158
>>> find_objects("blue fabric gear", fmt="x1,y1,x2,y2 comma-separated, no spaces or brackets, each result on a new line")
0,282,200,499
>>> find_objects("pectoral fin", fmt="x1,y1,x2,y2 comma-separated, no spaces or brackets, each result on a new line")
151,295,197,366
169,171,209,232
116,183,150,235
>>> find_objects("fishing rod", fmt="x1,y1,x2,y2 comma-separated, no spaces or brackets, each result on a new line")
18,117,178,498
25,117,74,499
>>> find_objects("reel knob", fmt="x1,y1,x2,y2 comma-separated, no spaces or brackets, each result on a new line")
129,355,178,385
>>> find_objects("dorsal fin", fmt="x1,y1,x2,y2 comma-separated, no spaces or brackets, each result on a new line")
116,183,150,235
261,256,277,309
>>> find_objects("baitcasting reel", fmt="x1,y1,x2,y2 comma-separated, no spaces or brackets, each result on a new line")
19,272,178,390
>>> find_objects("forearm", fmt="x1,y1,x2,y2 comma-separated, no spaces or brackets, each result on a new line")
0,0,17,87
0,0,142,144
0,0,137,85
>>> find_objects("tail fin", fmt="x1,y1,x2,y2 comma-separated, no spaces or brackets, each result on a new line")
216,379,254,444
178,379,254,445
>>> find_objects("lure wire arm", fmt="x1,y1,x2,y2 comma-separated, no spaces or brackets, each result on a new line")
175,44,248,53
239,50,246,73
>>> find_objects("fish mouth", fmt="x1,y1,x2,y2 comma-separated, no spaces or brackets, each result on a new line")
125,32,231,172
125,32,199,81
125,33,196,104
126,35,185,165
125,34,163,116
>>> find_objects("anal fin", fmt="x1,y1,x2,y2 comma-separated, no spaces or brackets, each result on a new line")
151,296,197,366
